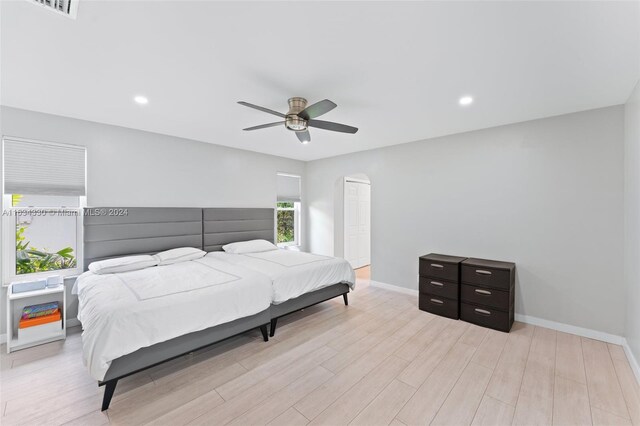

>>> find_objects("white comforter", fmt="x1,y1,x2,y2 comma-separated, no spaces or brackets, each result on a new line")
207,250,355,304
74,257,272,381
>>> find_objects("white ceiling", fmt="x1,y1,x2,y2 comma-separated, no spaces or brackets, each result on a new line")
1,1,639,161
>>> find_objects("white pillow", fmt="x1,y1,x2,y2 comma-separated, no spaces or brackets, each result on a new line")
222,239,278,254
154,247,206,265
89,255,159,275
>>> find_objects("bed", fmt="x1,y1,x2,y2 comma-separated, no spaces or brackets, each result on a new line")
82,207,276,411
80,207,354,411
202,208,355,336
74,256,272,382
207,249,355,335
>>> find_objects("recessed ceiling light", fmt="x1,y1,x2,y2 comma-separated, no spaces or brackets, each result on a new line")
459,96,473,106
134,95,149,105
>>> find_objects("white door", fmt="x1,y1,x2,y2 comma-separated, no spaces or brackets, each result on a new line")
344,180,371,269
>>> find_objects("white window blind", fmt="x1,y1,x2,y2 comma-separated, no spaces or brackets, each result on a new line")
277,173,301,202
3,138,86,196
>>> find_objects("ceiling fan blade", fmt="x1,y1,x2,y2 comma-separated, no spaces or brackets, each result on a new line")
298,99,337,120
307,119,358,134
238,101,286,118
243,122,284,131
296,130,311,143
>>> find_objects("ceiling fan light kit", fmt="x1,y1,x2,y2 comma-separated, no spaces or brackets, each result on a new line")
238,97,358,144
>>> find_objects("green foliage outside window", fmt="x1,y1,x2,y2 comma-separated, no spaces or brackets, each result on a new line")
277,202,295,244
13,194,77,275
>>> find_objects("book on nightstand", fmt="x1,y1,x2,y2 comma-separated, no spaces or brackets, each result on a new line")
21,302,60,320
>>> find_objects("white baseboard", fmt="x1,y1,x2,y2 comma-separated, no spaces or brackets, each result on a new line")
622,339,640,385
514,313,624,345
370,280,627,344
369,280,418,296
370,279,632,342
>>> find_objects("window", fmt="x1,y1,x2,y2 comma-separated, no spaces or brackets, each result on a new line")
276,173,301,247
277,201,300,246
2,138,86,281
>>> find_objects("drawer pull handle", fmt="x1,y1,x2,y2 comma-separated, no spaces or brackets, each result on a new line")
474,308,492,316
431,264,444,269
430,298,444,305
475,289,492,295
476,269,492,276
430,281,444,287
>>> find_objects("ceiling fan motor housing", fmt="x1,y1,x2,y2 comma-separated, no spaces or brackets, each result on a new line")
285,97,308,131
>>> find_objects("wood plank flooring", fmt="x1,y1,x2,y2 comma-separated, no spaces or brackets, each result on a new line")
1,280,638,426
354,266,370,281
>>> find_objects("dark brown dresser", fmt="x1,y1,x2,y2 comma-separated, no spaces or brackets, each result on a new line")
418,254,467,319
459,258,516,332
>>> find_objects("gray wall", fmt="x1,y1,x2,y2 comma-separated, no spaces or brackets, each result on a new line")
624,81,640,364
306,106,626,336
0,106,305,336
1,104,633,342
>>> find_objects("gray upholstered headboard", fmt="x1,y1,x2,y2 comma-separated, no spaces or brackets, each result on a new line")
83,207,202,270
203,208,275,252
83,207,275,270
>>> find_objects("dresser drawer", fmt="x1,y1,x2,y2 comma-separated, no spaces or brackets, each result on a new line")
419,259,460,281
419,295,459,319
460,303,512,332
461,264,512,290
419,276,458,300
460,284,510,310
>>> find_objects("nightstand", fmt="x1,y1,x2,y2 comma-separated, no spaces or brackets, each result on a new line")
5,284,66,353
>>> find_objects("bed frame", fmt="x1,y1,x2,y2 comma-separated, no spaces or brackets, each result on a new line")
83,207,350,411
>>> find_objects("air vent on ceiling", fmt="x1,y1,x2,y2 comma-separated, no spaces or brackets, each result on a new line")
29,0,78,19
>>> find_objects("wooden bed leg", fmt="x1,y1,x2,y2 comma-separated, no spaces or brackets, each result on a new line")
343,293,349,306
260,324,269,342
270,318,278,337
101,379,118,411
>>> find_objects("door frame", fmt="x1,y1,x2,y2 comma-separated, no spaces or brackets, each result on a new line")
343,176,371,269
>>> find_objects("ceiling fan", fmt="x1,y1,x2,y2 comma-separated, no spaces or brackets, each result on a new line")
238,97,358,144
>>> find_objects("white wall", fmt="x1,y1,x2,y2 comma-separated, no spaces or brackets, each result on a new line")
624,81,640,364
0,107,305,208
306,106,626,336
0,106,305,336
19,215,77,255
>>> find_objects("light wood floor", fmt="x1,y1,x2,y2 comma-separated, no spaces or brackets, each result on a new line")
1,280,639,426
355,266,371,280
